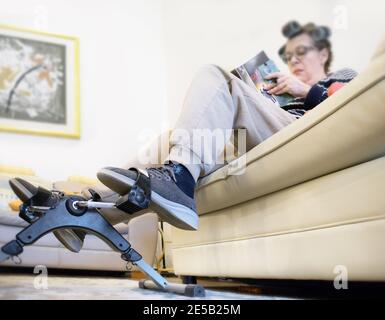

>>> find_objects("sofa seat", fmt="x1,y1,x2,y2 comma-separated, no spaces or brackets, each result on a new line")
172,156,385,280
170,37,385,281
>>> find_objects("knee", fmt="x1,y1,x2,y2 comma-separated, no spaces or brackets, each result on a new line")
198,64,224,77
194,64,231,86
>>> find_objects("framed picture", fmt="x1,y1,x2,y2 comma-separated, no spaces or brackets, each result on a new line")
0,24,80,138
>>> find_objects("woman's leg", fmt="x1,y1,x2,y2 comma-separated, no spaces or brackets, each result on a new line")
167,64,297,181
96,64,298,230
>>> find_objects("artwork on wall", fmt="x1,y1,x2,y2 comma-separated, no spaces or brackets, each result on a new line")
0,24,80,138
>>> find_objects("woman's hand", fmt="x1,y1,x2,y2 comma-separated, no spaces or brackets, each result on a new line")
264,72,311,98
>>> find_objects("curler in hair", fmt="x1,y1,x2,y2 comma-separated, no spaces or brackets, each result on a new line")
282,21,302,39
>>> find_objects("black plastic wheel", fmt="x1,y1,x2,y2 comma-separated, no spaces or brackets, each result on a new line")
65,196,87,216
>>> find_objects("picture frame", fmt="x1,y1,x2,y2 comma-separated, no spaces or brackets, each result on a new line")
0,24,80,138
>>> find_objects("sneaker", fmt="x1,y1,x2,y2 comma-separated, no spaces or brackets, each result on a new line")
9,178,86,253
97,163,198,230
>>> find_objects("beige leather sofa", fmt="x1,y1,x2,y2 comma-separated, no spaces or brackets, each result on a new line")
160,37,385,282
0,172,158,272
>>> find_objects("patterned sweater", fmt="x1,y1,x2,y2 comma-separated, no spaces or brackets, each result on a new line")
283,68,358,118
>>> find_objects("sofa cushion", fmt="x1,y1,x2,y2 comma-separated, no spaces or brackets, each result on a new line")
195,50,385,214
172,219,385,281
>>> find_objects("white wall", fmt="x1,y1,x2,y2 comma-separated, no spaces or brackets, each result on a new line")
0,0,384,182
162,0,385,125
0,0,168,181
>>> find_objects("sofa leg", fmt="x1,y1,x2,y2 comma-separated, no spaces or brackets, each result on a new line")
181,275,197,285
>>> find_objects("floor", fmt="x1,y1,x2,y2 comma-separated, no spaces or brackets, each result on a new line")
0,271,292,300
2,268,383,300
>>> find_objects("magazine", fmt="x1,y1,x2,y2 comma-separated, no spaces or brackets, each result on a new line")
231,51,293,107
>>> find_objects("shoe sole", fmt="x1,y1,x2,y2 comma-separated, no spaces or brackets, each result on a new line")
98,168,198,230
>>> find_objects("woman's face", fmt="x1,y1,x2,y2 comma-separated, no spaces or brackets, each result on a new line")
284,33,329,85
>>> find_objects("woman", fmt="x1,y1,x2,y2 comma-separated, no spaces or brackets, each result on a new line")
56,21,359,252
268,21,357,117
97,21,358,230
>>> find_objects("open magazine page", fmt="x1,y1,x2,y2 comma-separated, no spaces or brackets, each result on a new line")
231,51,293,107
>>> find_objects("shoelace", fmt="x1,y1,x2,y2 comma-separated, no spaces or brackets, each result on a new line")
147,166,177,182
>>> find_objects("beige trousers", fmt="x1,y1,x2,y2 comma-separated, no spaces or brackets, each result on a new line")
92,65,298,225
167,64,297,181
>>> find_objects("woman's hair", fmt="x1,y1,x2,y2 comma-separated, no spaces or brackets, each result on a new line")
278,21,333,73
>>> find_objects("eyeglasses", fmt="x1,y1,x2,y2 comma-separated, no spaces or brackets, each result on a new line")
281,45,317,64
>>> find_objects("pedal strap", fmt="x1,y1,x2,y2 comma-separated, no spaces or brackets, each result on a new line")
19,187,61,223
115,168,151,214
